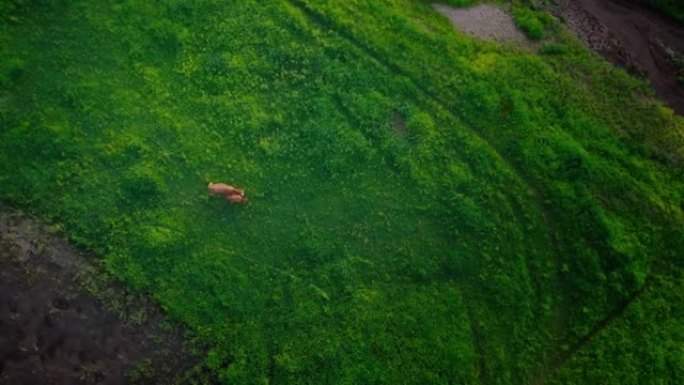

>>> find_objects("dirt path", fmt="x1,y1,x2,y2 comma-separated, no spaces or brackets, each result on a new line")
433,3,527,43
0,209,208,385
557,0,684,114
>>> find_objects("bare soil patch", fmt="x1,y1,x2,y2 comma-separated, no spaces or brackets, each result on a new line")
556,0,684,114
433,3,527,43
391,110,408,136
0,209,209,385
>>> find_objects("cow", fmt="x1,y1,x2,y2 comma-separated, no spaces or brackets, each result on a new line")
208,182,248,204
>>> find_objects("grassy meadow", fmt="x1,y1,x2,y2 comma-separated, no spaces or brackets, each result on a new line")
1,0,683,383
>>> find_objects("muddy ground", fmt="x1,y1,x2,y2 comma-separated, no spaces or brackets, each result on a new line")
0,209,212,385
557,0,684,114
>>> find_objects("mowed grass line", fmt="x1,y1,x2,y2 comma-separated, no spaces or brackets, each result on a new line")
1,0,683,384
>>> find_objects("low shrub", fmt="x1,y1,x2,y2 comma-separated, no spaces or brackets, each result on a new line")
513,7,556,40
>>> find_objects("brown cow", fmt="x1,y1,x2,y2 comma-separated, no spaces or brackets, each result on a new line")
208,182,248,204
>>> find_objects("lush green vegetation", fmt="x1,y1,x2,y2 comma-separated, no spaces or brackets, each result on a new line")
433,0,479,7
513,7,556,40
642,0,684,23
1,0,683,384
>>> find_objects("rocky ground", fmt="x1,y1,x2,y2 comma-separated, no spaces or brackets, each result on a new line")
555,0,684,114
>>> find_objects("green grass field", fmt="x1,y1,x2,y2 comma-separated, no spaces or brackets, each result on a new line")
1,0,683,383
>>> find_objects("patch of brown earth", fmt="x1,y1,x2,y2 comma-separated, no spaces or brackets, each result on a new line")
433,3,528,43
556,0,684,114
391,110,408,136
0,209,212,385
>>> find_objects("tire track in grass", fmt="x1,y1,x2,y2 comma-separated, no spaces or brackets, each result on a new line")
462,291,492,385
282,0,562,267
533,273,655,384
281,1,659,382
281,0,560,258
332,91,493,382
281,1,567,382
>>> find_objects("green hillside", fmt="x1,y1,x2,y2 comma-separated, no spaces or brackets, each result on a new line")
1,0,682,383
